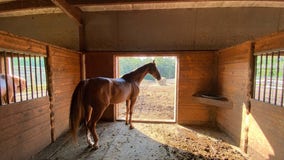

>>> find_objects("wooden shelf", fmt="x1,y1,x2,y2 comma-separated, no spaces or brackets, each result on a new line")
193,95,233,108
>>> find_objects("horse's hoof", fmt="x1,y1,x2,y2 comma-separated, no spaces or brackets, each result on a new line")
92,144,99,150
125,122,129,125
129,125,135,130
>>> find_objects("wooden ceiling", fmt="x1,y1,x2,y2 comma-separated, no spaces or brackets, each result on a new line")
1,0,284,18
1,0,284,27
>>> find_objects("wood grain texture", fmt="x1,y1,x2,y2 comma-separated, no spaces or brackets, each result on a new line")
49,46,81,139
0,31,82,160
0,97,50,160
216,41,252,148
254,31,284,53
247,32,284,159
248,99,284,160
178,51,217,125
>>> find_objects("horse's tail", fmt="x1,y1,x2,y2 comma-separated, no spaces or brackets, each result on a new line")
70,80,86,142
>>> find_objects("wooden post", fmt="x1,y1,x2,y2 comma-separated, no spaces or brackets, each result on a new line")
46,45,55,142
243,42,255,153
81,53,86,80
51,0,83,26
0,54,4,74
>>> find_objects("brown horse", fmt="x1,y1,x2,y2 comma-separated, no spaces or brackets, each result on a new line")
70,61,161,149
0,74,26,104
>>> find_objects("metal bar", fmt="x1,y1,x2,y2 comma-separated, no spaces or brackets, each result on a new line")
268,55,274,103
34,56,39,98
17,53,23,101
274,51,280,105
29,55,34,99
0,51,3,105
10,53,16,103
39,57,43,97
44,57,48,96
263,54,268,102
281,59,284,107
23,56,28,100
253,54,257,99
3,52,9,104
257,55,263,100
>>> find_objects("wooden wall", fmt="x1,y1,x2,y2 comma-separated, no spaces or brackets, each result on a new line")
0,98,50,160
178,51,217,125
0,31,81,159
85,52,115,121
216,32,284,160
85,51,217,125
48,46,81,139
216,41,253,148
247,32,284,160
2,29,284,159
249,100,284,159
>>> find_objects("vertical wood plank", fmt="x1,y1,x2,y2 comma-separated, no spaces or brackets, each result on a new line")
46,45,55,142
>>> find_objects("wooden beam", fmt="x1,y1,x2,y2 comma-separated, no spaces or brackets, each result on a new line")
0,0,54,12
1,1,284,17
51,0,83,26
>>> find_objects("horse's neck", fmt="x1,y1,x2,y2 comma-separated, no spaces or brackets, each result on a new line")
133,70,148,84
123,65,149,84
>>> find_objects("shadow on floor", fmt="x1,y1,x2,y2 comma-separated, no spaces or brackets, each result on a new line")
32,122,247,160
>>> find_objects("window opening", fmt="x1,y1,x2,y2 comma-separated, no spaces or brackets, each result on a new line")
0,50,47,105
115,56,177,122
253,50,284,107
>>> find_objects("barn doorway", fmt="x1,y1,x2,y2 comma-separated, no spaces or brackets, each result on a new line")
115,56,177,122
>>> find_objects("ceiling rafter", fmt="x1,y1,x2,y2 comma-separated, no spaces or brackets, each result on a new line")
51,0,83,26
1,0,284,17
0,0,54,12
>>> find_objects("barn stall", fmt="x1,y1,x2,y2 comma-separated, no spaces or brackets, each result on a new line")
0,1,283,160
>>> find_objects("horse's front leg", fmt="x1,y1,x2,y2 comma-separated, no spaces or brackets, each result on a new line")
129,98,137,129
125,100,130,125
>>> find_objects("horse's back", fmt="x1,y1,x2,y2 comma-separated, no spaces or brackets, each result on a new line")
83,77,134,104
82,77,113,105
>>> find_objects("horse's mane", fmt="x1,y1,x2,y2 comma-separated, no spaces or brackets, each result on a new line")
121,63,153,81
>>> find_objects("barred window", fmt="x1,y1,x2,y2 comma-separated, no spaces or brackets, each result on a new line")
0,50,47,105
253,50,284,107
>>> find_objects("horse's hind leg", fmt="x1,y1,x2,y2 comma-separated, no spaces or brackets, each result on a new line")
85,106,93,147
125,100,130,125
87,105,107,150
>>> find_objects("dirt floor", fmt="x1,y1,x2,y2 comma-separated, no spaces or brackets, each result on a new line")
32,122,248,160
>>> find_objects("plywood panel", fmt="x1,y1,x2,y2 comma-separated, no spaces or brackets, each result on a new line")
216,41,253,148
0,98,51,160
0,31,46,55
246,32,284,160
178,51,217,125
248,100,284,160
49,46,81,140
254,31,284,52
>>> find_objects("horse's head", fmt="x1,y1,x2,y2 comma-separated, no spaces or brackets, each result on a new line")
148,60,161,81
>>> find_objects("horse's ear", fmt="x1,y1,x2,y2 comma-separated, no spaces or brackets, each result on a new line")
153,60,155,64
